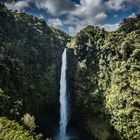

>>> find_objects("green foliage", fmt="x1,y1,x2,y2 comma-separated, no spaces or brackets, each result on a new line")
0,117,35,140
0,3,140,140
69,15,140,140
0,4,69,117
118,14,140,33
0,4,69,139
0,88,9,99
105,61,140,139
0,88,10,115
21,113,36,131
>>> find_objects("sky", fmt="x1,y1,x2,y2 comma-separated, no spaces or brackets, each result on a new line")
1,0,140,35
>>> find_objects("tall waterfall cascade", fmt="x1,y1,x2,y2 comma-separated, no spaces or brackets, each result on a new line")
58,48,69,140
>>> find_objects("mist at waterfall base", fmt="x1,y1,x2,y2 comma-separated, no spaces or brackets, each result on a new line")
35,48,92,140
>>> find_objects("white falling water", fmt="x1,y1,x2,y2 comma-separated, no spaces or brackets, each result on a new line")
58,48,69,140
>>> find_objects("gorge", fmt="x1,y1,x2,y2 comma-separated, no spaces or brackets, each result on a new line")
0,4,140,140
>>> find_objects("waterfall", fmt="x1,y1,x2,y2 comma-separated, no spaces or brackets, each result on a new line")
58,48,69,140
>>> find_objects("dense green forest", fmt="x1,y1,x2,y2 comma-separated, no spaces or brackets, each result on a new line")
68,15,140,140
0,4,69,139
0,3,140,140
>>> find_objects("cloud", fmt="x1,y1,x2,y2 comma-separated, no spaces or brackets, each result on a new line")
64,0,139,35
68,24,84,36
74,0,105,19
4,0,140,35
127,0,140,7
38,14,45,19
4,0,77,15
5,0,29,12
106,0,140,11
128,12,136,18
101,23,120,32
68,27,76,35
105,0,125,11
34,0,77,16
95,12,107,22
64,0,108,35
47,18,63,28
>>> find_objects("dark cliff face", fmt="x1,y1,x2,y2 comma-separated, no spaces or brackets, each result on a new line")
67,17,140,140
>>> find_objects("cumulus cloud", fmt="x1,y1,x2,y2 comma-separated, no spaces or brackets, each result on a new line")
75,0,103,15
101,23,120,32
3,0,140,35
64,0,108,34
47,18,63,28
95,12,107,22
4,0,77,15
68,26,76,35
105,0,125,11
68,24,84,36
106,0,140,11
128,12,136,18
127,0,140,7
5,0,29,12
34,0,77,16
74,0,106,21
